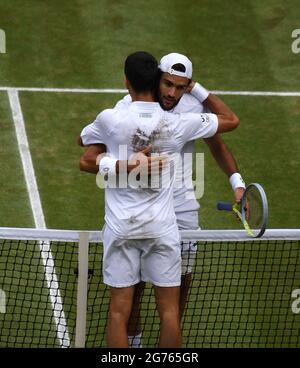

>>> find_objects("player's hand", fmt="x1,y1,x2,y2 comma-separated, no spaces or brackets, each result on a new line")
128,146,168,176
127,146,152,172
186,80,196,93
234,187,245,204
232,187,245,221
146,153,168,176
234,187,250,221
140,145,152,157
139,153,168,176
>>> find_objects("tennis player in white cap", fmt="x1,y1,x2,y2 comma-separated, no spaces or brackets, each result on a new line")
79,52,245,347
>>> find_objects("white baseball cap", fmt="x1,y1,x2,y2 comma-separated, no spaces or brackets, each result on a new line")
159,53,193,79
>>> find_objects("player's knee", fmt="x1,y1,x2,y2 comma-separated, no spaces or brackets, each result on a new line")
110,301,132,322
109,309,130,325
159,305,180,322
160,310,180,328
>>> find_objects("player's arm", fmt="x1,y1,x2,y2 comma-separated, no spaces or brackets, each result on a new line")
204,134,237,176
77,136,84,147
79,109,162,178
100,146,165,178
187,81,244,200
79,139,161,176
188,81,239,132
78,142,136,175
204,134,245,202
78,138,144,176
79,144,106,174
78,96,133,174
204,94,239,132
79,110,112,173
185,81,239,175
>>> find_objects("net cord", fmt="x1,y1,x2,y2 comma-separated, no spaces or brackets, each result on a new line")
0,227,299,242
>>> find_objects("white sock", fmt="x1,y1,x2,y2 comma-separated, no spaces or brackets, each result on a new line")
128,333,142,348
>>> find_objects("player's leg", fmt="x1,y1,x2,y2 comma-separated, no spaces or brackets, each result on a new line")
154,285,181,347
180,241,197,319
127,281,145,347
102,226,141,347
179,272,192,320
107,286,135,347
141,230,182,347
176,210,200,320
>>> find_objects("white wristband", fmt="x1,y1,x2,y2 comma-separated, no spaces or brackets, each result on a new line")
229,173,246,191
190,82,209,103
99,156,118,176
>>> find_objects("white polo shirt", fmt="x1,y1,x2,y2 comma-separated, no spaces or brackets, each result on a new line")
115,94,206,214
81,101,217,239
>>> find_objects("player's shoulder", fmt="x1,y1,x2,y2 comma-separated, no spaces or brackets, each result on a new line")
121,94,132,104
115,94,132,109
93,108,119,131
95,108,117,122
174,93,204,113
163,109,198,122
162,109,181,122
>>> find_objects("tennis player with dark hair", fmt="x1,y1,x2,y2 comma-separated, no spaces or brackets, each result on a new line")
79,51,239,348
79,52,244,347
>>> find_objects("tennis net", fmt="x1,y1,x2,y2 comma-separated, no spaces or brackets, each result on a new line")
0,227,299,348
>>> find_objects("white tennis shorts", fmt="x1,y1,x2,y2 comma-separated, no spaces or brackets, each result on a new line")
102,225,181,288
176,211,200,275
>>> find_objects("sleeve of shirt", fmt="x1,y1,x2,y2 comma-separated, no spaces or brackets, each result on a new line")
114,94,132,109
178,112,218,142
80,109,112,146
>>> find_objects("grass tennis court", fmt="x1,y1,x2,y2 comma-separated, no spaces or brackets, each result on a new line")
0,92,298,230
0,0,299,348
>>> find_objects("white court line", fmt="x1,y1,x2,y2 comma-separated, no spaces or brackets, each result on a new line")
210,90,300,97
0,87,128,93
1,86,300,96
8,89,71,348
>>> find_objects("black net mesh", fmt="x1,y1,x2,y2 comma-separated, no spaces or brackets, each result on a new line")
0,237,300,347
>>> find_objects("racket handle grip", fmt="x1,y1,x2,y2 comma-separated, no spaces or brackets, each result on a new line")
217,202,233,211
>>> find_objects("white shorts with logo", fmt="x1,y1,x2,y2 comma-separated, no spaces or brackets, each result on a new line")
176,210,200,275
102,225,181,288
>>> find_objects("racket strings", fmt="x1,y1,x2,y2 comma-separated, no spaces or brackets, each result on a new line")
246,187,263,229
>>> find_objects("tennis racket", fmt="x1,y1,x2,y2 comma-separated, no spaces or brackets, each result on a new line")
217,183,268,237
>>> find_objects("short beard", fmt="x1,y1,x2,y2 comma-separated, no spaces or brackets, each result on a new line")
158,94,180,111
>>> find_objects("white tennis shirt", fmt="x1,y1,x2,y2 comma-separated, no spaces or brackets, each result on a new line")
81,101,217,239
116,94,206,214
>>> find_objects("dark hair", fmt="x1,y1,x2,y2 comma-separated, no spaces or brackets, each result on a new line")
124,51,159,93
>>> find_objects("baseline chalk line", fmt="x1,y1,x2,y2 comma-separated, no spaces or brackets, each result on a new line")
1,86,300,96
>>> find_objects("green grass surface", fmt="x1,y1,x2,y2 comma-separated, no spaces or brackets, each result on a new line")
0,92,33,227
0,1,299,229
0,1,299,90
0,0,299,348
198,95,300,229
1,91,299,229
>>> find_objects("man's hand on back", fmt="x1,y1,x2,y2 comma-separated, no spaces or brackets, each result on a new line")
128,146,168,176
